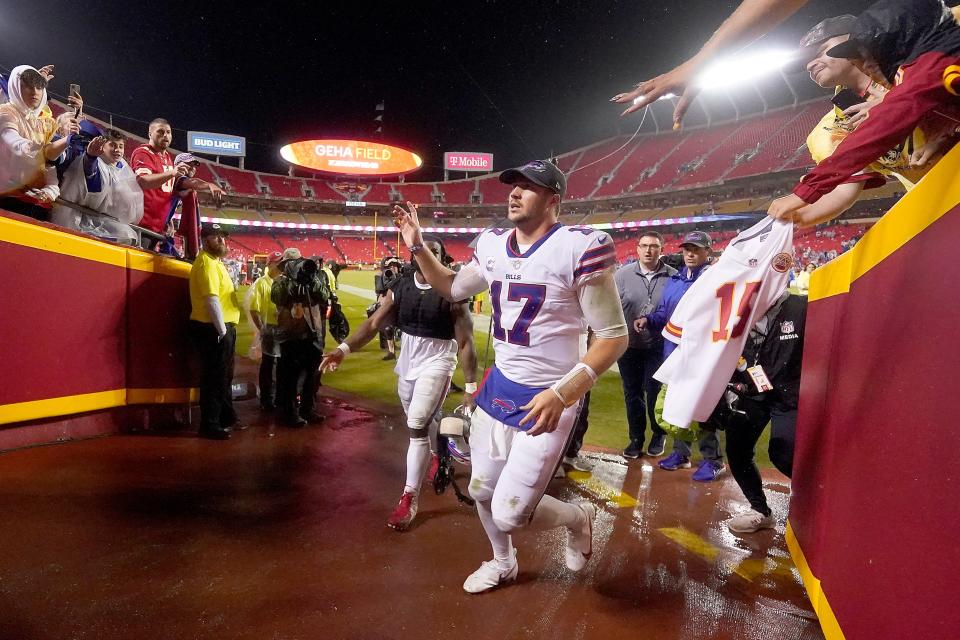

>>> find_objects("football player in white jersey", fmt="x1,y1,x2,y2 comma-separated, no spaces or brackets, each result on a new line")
393,159,628,594
320,237,477,531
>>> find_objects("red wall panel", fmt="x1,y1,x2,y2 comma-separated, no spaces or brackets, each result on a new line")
0,241,127,405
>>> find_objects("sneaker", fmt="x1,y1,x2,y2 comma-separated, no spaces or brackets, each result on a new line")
565,502,596,571
427,453,440,483
387,491,418,531
622,441,643,459
647,434,666,457
463,555,519,594
282,414,308,428
382,353,396,361
692,459,726,482
658,451,691,470
563,455,592,472
300,412,326,425
727,509,775,534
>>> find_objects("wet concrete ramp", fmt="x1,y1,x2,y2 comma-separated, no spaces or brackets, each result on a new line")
0,393,821,640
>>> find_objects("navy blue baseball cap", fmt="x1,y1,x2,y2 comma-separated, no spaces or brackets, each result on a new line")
499,159,567,198
680,230,712,249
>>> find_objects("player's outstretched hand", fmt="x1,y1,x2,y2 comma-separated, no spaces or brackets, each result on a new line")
611,59,700,126
519,389,565,436
767,193,806,223
320,349,345,373
393,201,424,250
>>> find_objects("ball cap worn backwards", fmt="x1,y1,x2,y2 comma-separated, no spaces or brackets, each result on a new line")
499,159,567,198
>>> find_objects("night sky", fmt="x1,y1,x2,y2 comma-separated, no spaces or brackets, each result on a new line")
1,0,877,179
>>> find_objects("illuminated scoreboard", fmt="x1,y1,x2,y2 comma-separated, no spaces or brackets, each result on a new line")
280,139,423,176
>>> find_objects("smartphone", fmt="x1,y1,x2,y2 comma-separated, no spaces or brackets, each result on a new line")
831,88,862,112
69,83,81,116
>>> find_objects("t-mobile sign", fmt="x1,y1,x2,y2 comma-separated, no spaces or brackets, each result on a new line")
444,151,494,172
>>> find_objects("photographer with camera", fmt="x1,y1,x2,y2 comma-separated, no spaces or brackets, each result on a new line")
716,291,806,534
271,248,331,428
372,256,403,361
321,236,477,532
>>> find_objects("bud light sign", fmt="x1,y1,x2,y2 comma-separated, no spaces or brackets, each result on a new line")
188,131,247,157
444,152,494,172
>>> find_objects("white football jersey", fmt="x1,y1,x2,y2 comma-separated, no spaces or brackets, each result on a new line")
654,218,794,428
473,223,616,389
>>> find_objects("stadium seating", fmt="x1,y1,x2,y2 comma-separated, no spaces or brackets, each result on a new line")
396,182,436,204
592,134,682,198
194,162,220,184
305,179,347,200
228,232,284,255
477,174,512,206
563,136,632,200
437,179,478,204
365,183,395,203
259,174,306,198
215,164,261,195
335,236,387,263
442,237,474,263
281,235,343,260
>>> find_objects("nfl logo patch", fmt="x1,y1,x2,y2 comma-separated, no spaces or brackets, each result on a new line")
486,258,496,272
511,259,522,270
749,258,758,267
780,320,795,334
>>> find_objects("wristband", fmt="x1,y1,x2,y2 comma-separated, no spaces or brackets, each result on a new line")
550,363,598,408
337,342,351,355
464,382,478,394
409,243,424,254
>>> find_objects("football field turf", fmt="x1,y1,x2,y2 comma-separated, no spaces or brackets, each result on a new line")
236,269,773,465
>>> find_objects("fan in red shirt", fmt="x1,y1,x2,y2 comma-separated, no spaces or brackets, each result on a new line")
131,118,224,242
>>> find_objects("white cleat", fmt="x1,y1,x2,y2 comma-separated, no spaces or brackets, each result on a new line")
463,556,519,594
565,502,596,571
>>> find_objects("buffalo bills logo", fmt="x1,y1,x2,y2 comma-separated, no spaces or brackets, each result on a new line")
771,252,793,273
491,398,517,413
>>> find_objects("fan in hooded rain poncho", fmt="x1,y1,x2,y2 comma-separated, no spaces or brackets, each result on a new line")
49,122,143,244
0,65,80,220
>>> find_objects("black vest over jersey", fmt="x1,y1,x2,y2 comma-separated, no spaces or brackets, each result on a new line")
392,274,456,340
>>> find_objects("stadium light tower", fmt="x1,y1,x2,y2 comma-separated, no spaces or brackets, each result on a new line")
694,49,796,91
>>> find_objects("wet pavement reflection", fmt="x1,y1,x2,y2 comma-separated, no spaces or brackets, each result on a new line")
0,388,822,639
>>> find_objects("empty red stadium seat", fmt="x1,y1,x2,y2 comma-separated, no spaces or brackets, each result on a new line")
215,165,261,195
259,174,306,198
437,180,477,204
396,183,436,204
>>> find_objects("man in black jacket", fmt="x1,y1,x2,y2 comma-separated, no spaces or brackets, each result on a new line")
719,292,806,534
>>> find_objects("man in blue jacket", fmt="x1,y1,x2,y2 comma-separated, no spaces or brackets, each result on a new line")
637,230,726,482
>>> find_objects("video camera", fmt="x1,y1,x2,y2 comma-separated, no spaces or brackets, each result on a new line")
284,257,319,286
279,257,324,305
376,256,407,296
